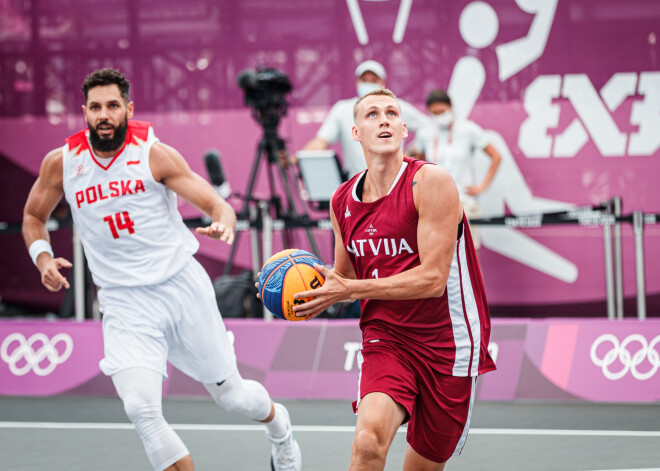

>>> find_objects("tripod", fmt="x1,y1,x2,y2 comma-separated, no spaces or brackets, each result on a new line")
224,109,320,275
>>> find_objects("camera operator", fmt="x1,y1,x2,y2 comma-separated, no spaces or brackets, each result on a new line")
300,60,430,178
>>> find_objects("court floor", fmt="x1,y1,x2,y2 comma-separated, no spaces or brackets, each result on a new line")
1,396,659,470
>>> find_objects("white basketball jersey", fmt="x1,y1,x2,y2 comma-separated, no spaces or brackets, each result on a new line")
62,121,199,288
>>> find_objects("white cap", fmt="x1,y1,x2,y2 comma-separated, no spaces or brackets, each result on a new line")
355,60,386,81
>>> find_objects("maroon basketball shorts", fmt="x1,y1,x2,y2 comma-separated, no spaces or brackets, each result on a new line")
355,340,477,464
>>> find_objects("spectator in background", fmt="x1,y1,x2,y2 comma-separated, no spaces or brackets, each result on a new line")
301,60,430,179
412,89,501,250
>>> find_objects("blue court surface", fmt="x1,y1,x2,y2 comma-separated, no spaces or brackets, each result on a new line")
1,396,659,470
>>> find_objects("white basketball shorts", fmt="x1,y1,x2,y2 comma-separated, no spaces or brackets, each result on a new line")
98,258,237,383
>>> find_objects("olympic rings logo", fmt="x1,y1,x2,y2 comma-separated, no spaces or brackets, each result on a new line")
0,333,74,376
590,334,660,381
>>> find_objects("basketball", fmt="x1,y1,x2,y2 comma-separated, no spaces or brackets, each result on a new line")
258,249,325,321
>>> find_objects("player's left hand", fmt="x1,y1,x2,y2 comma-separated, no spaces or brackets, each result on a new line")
292,264,350,321
196,221,234,244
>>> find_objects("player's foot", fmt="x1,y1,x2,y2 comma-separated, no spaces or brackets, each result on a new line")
267,403,301,471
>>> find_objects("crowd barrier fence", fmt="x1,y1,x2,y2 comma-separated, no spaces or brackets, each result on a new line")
2,197,658,322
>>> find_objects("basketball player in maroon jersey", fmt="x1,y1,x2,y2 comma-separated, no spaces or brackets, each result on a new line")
293,88,496,471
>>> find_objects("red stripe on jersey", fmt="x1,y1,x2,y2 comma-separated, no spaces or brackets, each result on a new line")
65,121,152,171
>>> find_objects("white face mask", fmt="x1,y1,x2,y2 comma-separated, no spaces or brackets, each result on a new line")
432,111,454,129
357,81,381,98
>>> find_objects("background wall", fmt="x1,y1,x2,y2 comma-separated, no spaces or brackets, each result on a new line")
1,0,659,316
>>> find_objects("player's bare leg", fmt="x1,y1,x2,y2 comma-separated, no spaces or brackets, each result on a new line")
259,402,276,423
164,455,193,471
349,392,407,471
403,445,446,471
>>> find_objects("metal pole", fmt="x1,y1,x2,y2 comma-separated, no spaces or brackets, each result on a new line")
248,205,261,280
73,227,85,322
632,211,646,320
612,196,624,319
259,202,274,321
602,201,615,320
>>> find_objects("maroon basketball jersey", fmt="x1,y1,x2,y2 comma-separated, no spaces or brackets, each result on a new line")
332,156,495,376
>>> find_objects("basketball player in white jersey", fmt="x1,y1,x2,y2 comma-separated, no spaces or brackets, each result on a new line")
22,68,301,471
293,89,495,471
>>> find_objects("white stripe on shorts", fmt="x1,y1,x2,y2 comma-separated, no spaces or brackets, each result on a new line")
452,376,477,456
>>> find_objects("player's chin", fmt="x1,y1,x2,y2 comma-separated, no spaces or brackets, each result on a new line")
375,142,398,153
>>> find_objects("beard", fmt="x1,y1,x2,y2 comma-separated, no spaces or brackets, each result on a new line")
88,116,128,153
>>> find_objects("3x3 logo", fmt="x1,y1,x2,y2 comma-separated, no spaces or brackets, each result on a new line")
520,71,660,158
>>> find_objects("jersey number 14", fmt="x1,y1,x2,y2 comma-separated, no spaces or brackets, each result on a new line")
103,211,135,239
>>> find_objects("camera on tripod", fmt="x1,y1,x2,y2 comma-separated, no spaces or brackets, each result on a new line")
237,66,292,128
224,64,321,279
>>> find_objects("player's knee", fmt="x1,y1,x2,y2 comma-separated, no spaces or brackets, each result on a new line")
121,391,188,470
217,380,270,418
216,388,245,414
352,427,388,463
122,392,162,426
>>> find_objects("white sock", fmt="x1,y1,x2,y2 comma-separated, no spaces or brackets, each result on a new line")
265,404,289,439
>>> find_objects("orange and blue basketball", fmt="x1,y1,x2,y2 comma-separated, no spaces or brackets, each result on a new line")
258,249,325,321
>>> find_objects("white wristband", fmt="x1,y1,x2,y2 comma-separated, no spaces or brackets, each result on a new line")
29,239,54,266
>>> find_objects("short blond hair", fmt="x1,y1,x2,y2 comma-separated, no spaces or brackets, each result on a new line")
353,88,400,122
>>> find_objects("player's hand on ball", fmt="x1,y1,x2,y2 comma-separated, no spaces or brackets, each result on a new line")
259,249,325,321
293,264,349,320
196,221,234,244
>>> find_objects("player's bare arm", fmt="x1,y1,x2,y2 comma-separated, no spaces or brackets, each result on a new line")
149,142,237,245
294,164,461,316
465,143,501,196
294,202,357,320
22,148,72,292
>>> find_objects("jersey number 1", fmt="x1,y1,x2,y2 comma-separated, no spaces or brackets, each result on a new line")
103,211,135,239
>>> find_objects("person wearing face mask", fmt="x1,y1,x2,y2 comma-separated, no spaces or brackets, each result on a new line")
412,89,501,250
301,60,430,179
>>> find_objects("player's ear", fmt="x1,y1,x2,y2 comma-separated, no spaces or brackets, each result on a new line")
401,122,408,139
127,101,134,119
352,125,361,142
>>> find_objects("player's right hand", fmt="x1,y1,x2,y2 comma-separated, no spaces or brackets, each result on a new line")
38,256,72,292
292,264,348,321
